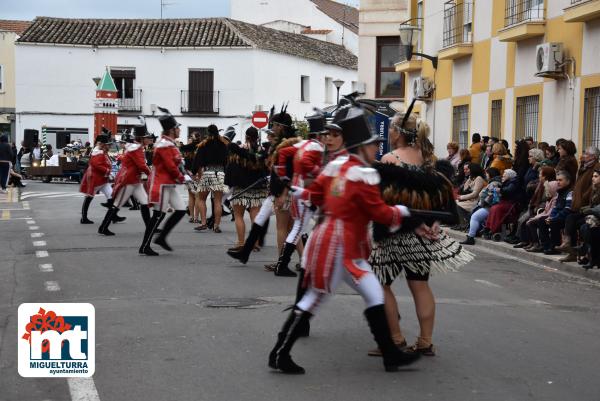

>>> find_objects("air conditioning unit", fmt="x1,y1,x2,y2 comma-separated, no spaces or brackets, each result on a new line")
535,42,564,77
413,77,433,100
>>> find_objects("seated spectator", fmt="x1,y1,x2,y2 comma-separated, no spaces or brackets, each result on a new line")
469,133,482,164
557,146,600,262
453,149,472,186
524,136,535,149
579,168,600,269
538,142,549,154
501,139,513,158
525,180,559,251
446,142,460,171
528,170,573,254
480,144,493,170
490,143,513,175
484,169,520,237
556,140,578,182
544,145,559,166
455,163,487,228
8,167,26,188
514,165,556,248
460,167,502,245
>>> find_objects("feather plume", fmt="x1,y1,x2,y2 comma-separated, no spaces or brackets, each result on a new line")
157,106,170,114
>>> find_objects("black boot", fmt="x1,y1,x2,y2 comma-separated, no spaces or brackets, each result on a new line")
98,207,117,236
258,218,270,248
460,235,475,245
139,210,163,256
268,309,312,374
364,305,421,372
129,197,140,210
274,242,297,277
140,204,150,228
227,223,263,264
80,196,94,224
154,210,186,251
294,268,310,337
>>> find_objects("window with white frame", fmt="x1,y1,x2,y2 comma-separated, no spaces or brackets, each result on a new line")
452,104,469,150
515,95,539,141
301,76,310,102
583,87,600,150
325,77,333,103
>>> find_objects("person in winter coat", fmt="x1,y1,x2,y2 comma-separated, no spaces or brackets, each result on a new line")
483,169,520,235
0,135,13,192
446,142,460,171
460,167,502,245
579,168,600,269
455,163,486,226
490,143,513,175
555,140,578,185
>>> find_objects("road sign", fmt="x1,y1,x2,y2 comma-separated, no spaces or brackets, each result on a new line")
252,112,269,129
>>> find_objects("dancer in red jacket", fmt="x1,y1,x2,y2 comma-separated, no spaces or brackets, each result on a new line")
138,108,190,256
268,107,436,374
98,122,153,235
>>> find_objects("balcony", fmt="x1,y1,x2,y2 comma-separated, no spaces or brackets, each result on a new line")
116,89,142,112
439,1,473,60
180,90,220,114
498,0,545,42
394,18,423,73
563,0,600,22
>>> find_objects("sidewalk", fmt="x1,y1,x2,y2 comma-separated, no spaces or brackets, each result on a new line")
447,228,600,281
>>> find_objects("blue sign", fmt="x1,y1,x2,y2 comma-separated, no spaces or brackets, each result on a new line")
372,111,389,160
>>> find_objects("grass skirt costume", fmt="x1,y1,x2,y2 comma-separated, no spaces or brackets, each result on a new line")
198,166,227,193
369,162,474,284
224,142,268,209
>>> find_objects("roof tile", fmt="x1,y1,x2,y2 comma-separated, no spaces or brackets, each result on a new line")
0,19,32,35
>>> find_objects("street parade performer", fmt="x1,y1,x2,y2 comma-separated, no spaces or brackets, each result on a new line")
368,102,474,357
98,119,153,236
139,107,191,256
226,105,297,272
224,126,269,250
268,106,437,375
79,130,125,225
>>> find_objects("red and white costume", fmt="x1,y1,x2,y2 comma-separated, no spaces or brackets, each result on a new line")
292,154,406,313
79,147,112,198
112,142,151,207
148,136,185,212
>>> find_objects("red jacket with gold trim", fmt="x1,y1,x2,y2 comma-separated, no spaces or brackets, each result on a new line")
148,136,184,205
300,154,404,292
113,143,151,197
79,147,111,196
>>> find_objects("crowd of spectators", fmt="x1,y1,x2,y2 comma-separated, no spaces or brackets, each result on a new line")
446,133,600,270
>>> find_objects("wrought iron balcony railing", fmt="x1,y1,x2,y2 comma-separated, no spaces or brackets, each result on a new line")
504,0,545,27
117,89,142,112
443,1,473,48
181,90,220,114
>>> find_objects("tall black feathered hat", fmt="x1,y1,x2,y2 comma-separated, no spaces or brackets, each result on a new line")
95,133,113,145
326,100,352,131
339,106,382,149
223,125,236,142
134,116,153,138
120,132,135,143
270,102,293,128
157,106,181,132
306,111,328,135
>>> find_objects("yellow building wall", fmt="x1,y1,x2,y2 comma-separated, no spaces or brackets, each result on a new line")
472,39,491,93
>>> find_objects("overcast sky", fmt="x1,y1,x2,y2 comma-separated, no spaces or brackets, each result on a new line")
3,0,360,20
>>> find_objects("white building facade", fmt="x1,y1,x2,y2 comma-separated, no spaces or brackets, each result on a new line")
15,17,357,148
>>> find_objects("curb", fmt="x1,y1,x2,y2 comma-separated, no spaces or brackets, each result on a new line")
447,229,600,281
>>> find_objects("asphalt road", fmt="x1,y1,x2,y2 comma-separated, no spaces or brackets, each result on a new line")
1,181,600,401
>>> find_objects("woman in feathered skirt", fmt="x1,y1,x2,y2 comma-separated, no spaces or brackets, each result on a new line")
368,112,473,356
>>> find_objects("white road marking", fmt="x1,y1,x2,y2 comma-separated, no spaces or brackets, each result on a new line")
31,232,44,238
42,194,85,198
39,264,54,273
22,201,30,210
26,220,36,225
474,279,502,288
29,225,39,230
35,250,49,258
44,281,60,291
32,241,47,247
530,299,551,305
68,377,101,401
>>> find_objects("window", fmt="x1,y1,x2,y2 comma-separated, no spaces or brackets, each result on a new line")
452,105,469,150
301,76,310,102
325,77,333,103
184,69,216,113
443,1,473,48
111,68,135,99
491,99,503,138
505,0,544,27
583,87,600,150
515,95,539,141
0,64,3,92
376,37,404,98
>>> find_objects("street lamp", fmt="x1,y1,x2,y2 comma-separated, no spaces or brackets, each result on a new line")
399,23,438,69
332,79,345,103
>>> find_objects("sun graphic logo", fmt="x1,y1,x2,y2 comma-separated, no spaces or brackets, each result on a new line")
18,303,95,377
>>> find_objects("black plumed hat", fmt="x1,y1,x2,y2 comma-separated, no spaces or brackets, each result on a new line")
338,107,382,149
306,113,327,135
157,106,180,132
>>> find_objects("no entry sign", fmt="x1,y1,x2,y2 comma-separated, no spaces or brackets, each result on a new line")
252,111,269,129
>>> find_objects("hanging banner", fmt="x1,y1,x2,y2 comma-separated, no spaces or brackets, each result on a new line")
371,110,389,160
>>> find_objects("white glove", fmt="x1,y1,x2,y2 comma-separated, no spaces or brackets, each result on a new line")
290,186,305,199
184,174,193,183
389,205,411,233
109,174,115,181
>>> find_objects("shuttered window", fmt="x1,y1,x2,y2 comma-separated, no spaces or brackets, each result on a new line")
515,95,539,141
583,87,600,150
491,99,502,138
452,105,469,150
